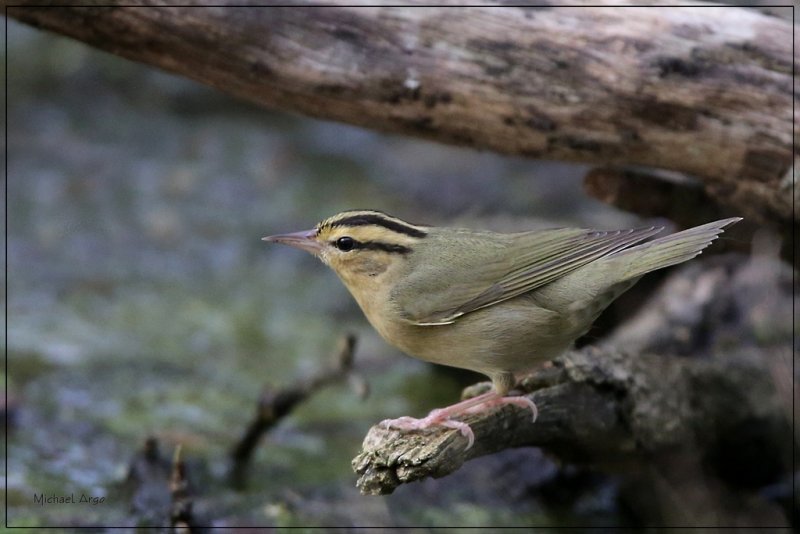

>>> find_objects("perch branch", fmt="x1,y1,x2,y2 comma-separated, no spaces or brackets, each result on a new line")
353,345,787,495
7,1,794,235
352,358,630,495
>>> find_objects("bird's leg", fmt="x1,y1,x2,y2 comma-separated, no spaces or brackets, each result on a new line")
381,378,538,450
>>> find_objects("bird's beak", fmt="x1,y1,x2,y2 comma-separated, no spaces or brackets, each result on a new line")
262,229,322,255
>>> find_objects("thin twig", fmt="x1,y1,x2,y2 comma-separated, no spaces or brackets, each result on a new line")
229,333,363,487
169,444,196,532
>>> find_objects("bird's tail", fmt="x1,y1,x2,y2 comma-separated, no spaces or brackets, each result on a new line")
611,217,742,280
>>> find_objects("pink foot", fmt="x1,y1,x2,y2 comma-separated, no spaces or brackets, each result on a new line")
380,392,538,450
382,414,476,449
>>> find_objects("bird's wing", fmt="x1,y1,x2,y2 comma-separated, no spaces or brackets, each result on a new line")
393,225,663,325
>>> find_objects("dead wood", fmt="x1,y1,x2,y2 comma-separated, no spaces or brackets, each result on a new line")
353,346,790,498
169,445,197,531
7,2,795,244
126,437,208,529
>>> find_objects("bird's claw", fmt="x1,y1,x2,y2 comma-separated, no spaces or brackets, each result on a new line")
379,393,538,451
380,414,476,450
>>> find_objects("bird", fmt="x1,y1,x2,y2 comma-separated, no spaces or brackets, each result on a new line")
263,210,740,448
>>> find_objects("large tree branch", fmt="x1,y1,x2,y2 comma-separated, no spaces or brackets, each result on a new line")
7,1,795,237
352,357,632,495
352,344,791,497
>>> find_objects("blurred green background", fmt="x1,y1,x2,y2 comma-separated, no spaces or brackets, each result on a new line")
4,12,769,528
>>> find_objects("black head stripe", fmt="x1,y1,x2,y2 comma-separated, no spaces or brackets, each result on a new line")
360,241,412,254
333,214,427,238
334,238,412,255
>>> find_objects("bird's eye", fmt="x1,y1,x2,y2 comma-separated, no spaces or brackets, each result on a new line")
335,236,356,251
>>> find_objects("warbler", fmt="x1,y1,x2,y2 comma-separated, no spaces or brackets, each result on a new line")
264,210,740,448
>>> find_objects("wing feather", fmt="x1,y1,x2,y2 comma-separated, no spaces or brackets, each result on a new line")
393,225,663,325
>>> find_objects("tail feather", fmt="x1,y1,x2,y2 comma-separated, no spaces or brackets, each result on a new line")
611,217,741,280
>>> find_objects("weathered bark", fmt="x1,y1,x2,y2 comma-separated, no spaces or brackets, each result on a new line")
352,345,791,499
7,1,795,239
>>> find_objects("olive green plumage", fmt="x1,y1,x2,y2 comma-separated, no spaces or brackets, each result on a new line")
265,211,740,397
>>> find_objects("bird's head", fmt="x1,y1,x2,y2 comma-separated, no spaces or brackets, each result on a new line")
263,210,428,281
